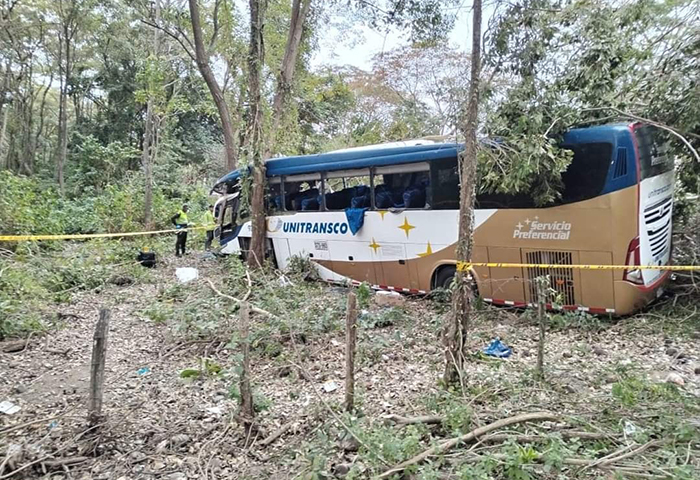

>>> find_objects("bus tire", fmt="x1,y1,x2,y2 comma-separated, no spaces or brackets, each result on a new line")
434,265,456,289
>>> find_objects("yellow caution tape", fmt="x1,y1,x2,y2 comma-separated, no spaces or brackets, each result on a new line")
456,262,700,271
1,230,697,272
0,226,207,242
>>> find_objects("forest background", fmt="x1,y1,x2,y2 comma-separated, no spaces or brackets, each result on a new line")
1,0,698,237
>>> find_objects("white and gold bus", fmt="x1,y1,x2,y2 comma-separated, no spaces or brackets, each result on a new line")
212,123,674,315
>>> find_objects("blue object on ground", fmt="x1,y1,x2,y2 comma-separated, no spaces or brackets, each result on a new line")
137,367,151,375
483,339,512,358
345,208,368,235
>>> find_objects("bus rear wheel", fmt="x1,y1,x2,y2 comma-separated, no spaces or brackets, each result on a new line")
434,265,456,289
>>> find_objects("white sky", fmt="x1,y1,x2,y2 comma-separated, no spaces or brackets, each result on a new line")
310,2,492,70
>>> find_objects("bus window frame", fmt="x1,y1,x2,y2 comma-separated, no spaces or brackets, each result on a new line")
320,172,327,211
280,175,286,212
273,162,431,213
369,167,376,210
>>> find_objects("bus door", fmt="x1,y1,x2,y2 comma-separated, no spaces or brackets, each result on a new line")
487,247,526,303
216,192,240,246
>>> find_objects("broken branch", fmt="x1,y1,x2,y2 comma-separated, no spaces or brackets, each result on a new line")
206,279,273,318
377,412,559,479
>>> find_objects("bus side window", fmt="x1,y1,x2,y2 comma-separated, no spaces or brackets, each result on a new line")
430,157,460,210
559,142,613,204
285,181,320,211
267,182,284,212
324,174,372,210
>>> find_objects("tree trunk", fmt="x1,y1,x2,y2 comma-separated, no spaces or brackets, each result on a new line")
187,0,237,172
247,0,267,269
443,0,482,386
56,28,70,194
535,276,547,380
265,0,312,159
33,71,54,174
238,302,255,442
0,106,9,170
20,60,36,176
344,291,358,412
143,0,161,229
88,309,110,426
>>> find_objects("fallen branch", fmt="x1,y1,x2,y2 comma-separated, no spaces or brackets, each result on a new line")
0,423,103,479
259,420,295,447
473,430,612,445
597,440,662,468
42,456,89,468
460,452,664,477
206,279,273,317
384,414,444,426
383,414,608,443
377,412,559,479
581,107,700,162
1,332,35,354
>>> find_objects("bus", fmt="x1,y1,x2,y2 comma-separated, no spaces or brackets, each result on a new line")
211,123,674,315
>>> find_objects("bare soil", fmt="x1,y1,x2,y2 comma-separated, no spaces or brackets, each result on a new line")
1,254,699,479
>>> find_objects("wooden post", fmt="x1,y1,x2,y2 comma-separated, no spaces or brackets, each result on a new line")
238,302,255,442
535,277,547,380
88,309,110,425
344,291,358,412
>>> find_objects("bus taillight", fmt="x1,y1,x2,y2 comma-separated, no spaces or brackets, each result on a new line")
623,237,644,285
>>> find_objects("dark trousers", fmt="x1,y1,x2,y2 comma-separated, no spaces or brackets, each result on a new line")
205,230,214,251
175,231,187,256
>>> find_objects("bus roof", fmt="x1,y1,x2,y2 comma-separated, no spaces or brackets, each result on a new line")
213,123,639,192
213,142,461,191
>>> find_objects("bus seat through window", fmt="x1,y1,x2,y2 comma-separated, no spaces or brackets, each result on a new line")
301,196,320,210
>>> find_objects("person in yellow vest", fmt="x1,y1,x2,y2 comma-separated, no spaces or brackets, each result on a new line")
203,204,216,251
171,204,189,257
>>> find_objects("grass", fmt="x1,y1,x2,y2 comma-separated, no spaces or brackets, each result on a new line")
0,237,170,339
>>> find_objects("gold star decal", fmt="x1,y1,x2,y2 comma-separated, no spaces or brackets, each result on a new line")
369,238,381,253
417,242,433,258
398,217,415,238
378,210,388,220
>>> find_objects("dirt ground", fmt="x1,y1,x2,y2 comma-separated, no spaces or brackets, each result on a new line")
1,253,700,479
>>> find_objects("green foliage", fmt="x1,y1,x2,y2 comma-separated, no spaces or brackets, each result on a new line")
286,254,317,280
0,172,65,237
483,0,700,204
502,441,539,480
227,380,272,413
0,237,160,339
359,307,405,329
0,170,208,238
611,374,682,407
68,134,140,195
357,422,428,467
179,368,201,379
546,309,611,332
356,282,371,309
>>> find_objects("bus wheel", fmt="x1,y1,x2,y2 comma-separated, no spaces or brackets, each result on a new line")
434,265,456,289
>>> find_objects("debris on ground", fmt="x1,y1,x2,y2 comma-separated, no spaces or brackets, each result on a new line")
483,338,512,358
175,267,199,283
374,290,405,307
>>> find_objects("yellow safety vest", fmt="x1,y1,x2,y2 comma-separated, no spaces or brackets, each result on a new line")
175,210,188,226
203,211,216,231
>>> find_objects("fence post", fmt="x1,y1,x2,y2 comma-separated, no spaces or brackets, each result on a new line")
88,309,110,425
535,276,548,380
238,301,255,443
344,291,358,412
